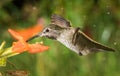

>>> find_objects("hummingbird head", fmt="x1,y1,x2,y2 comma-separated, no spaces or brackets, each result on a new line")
38,24,64,40
27,14,71,42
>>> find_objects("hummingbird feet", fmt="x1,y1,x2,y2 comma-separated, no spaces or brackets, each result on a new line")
79,52,83,56
72,27,80,45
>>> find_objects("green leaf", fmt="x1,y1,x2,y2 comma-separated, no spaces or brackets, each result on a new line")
0,57,7,67
0,41,19,58
0,41,6,55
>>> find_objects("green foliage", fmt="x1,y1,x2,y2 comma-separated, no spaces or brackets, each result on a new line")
0,0,120,76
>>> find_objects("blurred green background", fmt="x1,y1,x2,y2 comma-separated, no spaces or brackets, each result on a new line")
0,0,120,76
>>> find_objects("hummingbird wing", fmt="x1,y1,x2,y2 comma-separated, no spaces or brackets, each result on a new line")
51,14,71,28
77,29,115,52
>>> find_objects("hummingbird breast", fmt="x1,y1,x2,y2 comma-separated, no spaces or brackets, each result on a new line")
57,28,90,55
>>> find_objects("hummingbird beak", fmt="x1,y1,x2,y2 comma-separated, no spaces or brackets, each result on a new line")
26,32,43,42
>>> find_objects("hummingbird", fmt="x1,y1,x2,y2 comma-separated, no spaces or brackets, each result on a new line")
27,14,115,56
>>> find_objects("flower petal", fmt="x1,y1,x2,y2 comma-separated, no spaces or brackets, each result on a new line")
28,43,49,54
12,40,28,53
8,29,23,40
16,25,43,41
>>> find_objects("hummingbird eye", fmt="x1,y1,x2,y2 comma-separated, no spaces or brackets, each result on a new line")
45,28,50,32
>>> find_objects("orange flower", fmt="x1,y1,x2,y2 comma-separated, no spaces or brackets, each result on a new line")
28,43,49,54
8,29,23,40
8,25,49,54
12,40,28,53
16,24,43,41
